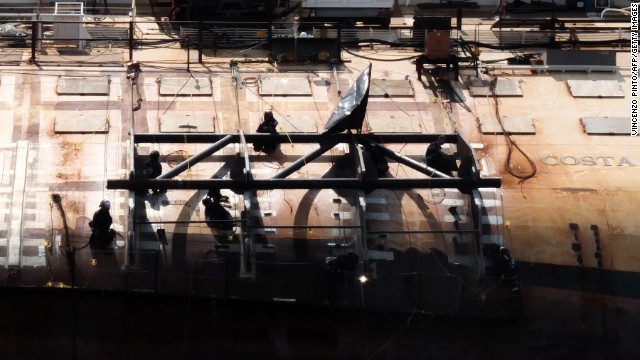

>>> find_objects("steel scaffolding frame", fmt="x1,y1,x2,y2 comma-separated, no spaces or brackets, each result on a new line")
107,131,500,278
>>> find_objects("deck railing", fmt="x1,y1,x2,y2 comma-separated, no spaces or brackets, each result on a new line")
0,18,632,66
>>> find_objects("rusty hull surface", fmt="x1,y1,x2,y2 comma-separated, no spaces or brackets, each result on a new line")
0,8,638,359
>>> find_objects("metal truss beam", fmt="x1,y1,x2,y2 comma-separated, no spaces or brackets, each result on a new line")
157,134,234,179
107,177,501,191
358,137,450,178
272,138,340,179
108,132,501,192
133,133,459,144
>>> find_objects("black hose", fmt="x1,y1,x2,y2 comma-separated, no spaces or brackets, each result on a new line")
489,76,537,184
460,38,630,50
340,37,629,51
342,46,421,62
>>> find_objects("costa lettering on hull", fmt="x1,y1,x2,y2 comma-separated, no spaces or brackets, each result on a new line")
541,155,637,166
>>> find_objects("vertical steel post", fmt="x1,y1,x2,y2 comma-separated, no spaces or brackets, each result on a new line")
267,15,273,55
126,131,135,269
129,20,134,61
198,21,203,64
337,26,342,62
29,21,37,64
239,130,255,279
187,37,191,72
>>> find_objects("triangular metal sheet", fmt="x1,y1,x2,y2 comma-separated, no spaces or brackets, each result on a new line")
324,64,372,134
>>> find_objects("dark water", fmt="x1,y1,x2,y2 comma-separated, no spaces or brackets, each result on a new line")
0,284,638,360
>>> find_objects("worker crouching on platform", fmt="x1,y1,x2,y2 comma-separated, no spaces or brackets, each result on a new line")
89,200,115,248
424,135,458,176
202,190,234,231
143,150,164,194
253,110,280,154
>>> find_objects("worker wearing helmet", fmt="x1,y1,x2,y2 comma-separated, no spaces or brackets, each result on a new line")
424,135,457,176
143,150,163,194
202,196,234,231
90,200,113,247
253,110,280,154
143,150,162,179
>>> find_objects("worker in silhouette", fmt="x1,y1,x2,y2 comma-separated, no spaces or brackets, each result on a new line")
89,200,114,248
143,150,163,193
363,142,389,176
203,195,233,231
415,55,425,81
424,135,457,176
207,187,229,204
253,110,280,154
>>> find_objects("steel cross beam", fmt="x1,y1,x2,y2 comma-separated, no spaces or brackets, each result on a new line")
108,132,501,191
132,133,459,144
157,134,234,179
358,137,451,178
272,138,340,179
107,177,501,191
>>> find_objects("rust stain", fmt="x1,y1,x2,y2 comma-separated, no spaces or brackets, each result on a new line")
62,197,85,217
46,130,60,139
55,171,69,180
60,141,81,166
54,169,82,181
